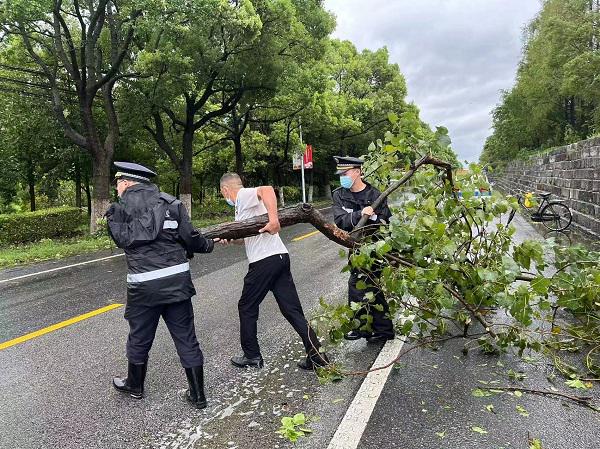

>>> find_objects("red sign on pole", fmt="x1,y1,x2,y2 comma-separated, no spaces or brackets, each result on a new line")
303,144,313,169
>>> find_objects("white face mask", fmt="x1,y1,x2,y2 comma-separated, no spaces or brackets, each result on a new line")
225,197,235,207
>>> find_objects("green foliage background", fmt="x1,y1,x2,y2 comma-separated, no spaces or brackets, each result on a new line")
482,0,600,167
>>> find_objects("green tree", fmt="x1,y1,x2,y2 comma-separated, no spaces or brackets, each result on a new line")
482,0,600,166
1,0,143,231
129,0,333,211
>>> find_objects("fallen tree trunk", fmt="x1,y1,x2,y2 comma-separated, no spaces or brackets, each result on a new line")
202,203,358,249
203,157,455,249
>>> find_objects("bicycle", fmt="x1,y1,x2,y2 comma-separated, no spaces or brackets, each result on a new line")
507,191,572,232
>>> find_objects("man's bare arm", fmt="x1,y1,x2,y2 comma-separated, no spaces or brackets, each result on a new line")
257,186,281,234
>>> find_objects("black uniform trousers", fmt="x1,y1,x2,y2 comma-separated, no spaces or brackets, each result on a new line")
238,253,320,359
125,298,204,368
348,268,394,336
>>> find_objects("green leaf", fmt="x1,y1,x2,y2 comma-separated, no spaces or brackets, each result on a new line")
292,413,306,425
471,426,488,434
531,277,551,295
355,280,367,290
516,405,529,417
529,438,543,449
435,431,446,439
472,388,492,397
565,378,589,389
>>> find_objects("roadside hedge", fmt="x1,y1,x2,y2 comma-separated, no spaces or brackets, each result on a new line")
0,207,85,245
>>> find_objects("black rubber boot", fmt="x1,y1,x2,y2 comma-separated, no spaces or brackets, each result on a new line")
230,354,264,368
344,330,372,341
184,366,207,409
297,351,331,370
113,362,147,399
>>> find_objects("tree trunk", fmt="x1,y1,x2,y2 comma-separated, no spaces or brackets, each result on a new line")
180,128,194,214
202,204,356,248
234,136,244,175
27,161,35,212
74,157,82,209
90,151,111,233
83,172,91,216
278,187,285,207
324,179,332,200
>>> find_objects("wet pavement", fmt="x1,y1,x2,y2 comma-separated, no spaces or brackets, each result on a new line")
0,211,382,449
1,210,599,449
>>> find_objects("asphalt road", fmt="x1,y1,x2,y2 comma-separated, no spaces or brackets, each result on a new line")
358,214,600,449
2,210,599,449
0,211,382,449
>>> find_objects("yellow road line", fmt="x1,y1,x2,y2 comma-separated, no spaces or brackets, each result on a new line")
0,303,123,351
292,230,320,242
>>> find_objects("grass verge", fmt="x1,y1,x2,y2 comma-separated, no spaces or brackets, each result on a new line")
0,234,115,269
0,198,330,270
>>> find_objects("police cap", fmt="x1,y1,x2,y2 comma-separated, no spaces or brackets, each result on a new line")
334,156,364,174
114,161,157,182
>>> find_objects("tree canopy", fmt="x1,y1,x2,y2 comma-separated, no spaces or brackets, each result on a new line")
0,0,459,221
481,0,600,167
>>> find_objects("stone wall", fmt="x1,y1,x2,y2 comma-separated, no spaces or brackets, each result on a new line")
489,137,600,237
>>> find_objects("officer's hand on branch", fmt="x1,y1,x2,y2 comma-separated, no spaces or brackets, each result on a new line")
259,219,281,235
362,206,375,216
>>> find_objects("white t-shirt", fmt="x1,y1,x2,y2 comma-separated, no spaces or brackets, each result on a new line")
235,188,288,263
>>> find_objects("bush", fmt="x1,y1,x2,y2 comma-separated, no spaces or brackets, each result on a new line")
0,207,85,245
282,186,302,202
193,195,232,219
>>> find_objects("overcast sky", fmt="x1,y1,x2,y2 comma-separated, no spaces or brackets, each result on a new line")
323,0,542,162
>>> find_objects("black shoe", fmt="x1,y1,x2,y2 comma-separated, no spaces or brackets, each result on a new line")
184,366,207,409
231,355,264,368
297,351,331,370
366,333,395,344
344,330,372,341
113,362,147,399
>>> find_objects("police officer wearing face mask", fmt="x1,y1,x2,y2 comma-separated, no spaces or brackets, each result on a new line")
105,161,216,409
332,156,395,343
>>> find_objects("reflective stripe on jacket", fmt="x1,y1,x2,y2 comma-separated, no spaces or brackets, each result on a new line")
105,183,213,306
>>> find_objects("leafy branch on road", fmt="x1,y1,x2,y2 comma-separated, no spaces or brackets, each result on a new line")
207,113,600,382
478,386,599,412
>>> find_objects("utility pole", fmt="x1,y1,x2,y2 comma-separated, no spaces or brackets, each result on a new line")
299,118,306,203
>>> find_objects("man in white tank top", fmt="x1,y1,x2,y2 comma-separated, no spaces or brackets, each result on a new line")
219,173,329,370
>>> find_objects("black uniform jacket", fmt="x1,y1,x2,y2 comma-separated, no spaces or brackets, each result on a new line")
332,183,392,232
106,183,213,307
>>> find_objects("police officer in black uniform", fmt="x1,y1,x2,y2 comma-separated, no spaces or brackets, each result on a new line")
106,162,215,409
332,156,395,343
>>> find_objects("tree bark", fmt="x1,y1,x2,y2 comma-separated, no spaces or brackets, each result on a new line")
90,151,111,232
83,174,91,217
234,136,244,175
27,160,35,212
202,204,357,249
74,156,82,209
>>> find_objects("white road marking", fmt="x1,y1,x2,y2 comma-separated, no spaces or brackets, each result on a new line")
326,336,408,449
0,254,124,285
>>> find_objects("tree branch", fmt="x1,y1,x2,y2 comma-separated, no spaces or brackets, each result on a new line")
202,204,358,248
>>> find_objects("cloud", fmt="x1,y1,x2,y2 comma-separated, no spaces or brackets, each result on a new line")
324,0,541,162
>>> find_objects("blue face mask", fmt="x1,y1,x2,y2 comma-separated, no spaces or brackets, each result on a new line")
340,175,355,189
225,197,235,207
